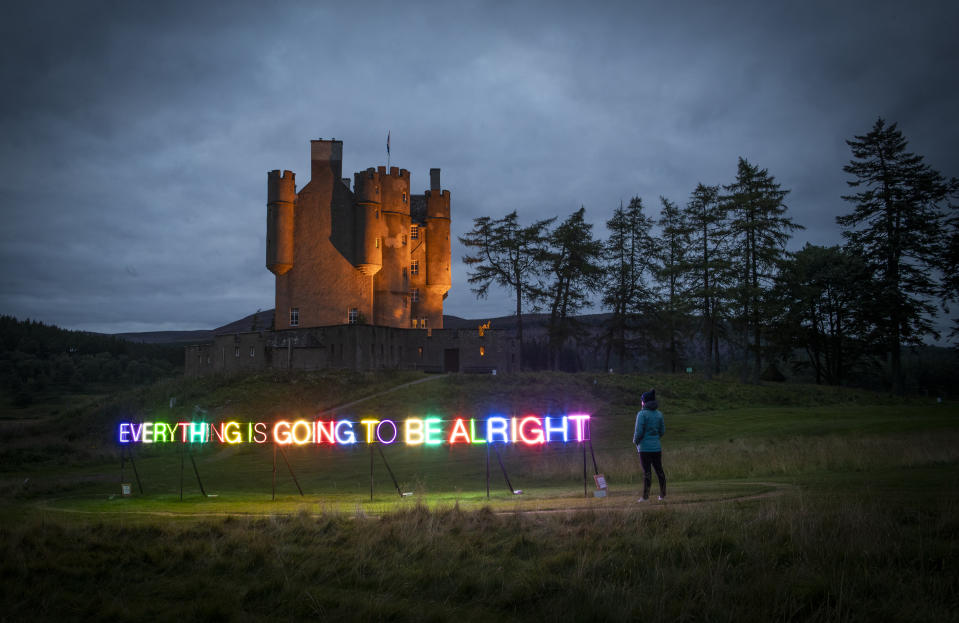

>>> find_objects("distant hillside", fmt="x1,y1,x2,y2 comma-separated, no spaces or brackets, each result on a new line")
113,310,611,345
115,330,214,344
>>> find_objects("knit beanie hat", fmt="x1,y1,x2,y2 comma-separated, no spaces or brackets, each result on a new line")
641,389,657,409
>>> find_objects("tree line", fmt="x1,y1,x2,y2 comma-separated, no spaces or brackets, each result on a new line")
460,119,958,392
0,315,183,406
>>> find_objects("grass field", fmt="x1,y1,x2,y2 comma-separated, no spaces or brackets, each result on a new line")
1,371,957,621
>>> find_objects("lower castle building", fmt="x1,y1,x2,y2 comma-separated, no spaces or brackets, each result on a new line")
186,138,517,377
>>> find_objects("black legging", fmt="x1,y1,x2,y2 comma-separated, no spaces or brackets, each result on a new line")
639,451,666,498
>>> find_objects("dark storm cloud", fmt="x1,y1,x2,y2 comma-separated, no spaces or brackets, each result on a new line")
1,0,956,332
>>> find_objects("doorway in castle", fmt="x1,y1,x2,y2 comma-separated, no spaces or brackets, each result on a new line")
444,348,460,373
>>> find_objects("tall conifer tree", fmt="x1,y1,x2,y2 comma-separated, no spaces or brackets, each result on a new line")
838,118,957,392
681,183,730,378
601,197,656,370
459,211,553,370
723,158,802,382
654,197,692,373
542,207,603,370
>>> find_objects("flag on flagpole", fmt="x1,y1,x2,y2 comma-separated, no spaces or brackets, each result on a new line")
386,131,390,156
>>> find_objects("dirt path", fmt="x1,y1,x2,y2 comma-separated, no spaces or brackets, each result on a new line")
316,374,448,416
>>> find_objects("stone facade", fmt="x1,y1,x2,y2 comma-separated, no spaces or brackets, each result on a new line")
185,325,518,377
267,139,451,331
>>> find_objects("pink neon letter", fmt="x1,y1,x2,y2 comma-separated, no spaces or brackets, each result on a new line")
568,414,590,441
518,416,544,445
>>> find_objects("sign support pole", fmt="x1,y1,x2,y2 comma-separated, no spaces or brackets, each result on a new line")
179,445,184,501
370,443,374,502
127,446,143,494
486,441,490,499
377,445,406,497
588,420,599,475
189,449,208,497
272,443,277,501
582,440,588,498
277,446,304,497
494,446,518,494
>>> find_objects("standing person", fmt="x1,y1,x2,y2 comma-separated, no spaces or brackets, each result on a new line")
634,389,666,502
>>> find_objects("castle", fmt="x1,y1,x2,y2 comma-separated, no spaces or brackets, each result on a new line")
267,139,451,330
185,139,517,377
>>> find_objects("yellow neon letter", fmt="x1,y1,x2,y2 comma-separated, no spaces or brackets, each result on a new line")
405,418,425,445
273,421,292,445
361,419,379,443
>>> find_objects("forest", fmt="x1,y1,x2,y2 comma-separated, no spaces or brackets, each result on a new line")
0,315,182,406
460,119,959,393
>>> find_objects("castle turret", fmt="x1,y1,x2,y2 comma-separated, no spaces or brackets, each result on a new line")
352,168,383,276
266,169,295,276
425,168,451,291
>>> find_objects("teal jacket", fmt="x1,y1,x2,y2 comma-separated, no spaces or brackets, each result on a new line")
633,408,665,452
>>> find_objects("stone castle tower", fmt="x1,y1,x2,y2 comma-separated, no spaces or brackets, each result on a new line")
266,139,451,331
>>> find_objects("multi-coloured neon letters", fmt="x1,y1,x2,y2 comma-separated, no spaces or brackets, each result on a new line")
117,414,591,446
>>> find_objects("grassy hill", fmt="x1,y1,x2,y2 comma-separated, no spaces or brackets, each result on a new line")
1,371,957,620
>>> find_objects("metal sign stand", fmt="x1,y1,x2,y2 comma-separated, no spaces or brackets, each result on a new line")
486,442,490,499
189,449,208,497
178,444,208,499
179,444,184,501
272,443,304,500
494,446,522,495
376,445,410,497
582,439,588,498
119,444,143,494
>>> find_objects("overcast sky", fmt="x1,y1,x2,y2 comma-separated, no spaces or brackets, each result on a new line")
1,0,956,334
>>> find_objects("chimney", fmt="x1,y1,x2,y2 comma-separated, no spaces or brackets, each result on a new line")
430,168,441,191
310,139,343,180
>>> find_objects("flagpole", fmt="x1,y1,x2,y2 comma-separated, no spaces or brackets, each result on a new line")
387,130,391,170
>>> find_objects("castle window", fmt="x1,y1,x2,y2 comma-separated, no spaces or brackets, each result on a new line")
402,192,407,203
420,317,428,328
418,347,423,358
348,308,358,325
375,209,380,219
290,307,299,327
410,224,419,240
480,346,485,357
402,234,407,245
234,346,240,358
410,288,419,302
410,260,419,275
249,346,255,358
375,237,381,249
412,318,418,329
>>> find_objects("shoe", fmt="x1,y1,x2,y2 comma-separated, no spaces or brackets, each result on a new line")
637,497,648,503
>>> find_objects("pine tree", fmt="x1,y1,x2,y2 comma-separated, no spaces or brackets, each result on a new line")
653,197,692,373
771,244,871,385
459,211,553,370
723,158,802,382
541,207,603,371
601,197,656,371
681,183,731,378
838,118,958,391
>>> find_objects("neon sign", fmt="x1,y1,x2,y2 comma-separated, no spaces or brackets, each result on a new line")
117,415,591,446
